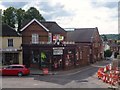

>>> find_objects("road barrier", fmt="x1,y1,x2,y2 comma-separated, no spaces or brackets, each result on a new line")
97,63,120,86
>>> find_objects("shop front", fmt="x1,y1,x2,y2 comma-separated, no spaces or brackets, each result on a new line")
22,44,53,69
2,48,22,65
52,47,64,70
22,44,76,71
30,49,52,69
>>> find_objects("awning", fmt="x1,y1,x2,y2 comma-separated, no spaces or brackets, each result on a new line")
2,51,19,53
0,47,21,53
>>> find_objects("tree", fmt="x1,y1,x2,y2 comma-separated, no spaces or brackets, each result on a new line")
118,34,120,40
117,34,120,45
2,7,46,32
2,7,16,28
16,8,25,33
104,50,112,57
102,34,107,42
24,7,45,21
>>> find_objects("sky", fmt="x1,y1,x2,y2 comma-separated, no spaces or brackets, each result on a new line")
0,0,119,34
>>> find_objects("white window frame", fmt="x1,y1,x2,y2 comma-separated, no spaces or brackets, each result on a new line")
32,34,39,44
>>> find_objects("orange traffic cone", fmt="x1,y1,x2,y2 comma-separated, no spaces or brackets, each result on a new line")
108,73,112,85
105,74,109,83
102,73,107,82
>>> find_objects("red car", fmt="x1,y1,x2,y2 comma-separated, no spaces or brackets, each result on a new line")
0,64,30,77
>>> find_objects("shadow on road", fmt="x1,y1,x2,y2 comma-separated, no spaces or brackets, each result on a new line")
32,60,111,85
32,66,98,85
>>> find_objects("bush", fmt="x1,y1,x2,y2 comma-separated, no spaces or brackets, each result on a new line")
104,50,112,57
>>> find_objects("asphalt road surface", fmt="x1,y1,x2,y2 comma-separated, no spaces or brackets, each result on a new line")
1,60,118,89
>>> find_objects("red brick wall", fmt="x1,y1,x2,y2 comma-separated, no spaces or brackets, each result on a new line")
75,44,91,66
21,21,48,44
92,30,103,62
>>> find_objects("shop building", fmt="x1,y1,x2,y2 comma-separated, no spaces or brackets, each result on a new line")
20,19,76,70
1,23,22,65
20,19,103,70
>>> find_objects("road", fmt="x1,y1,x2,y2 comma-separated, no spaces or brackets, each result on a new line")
1,60,118,88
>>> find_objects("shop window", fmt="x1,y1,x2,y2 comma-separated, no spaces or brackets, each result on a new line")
4,53,18,65
8,39,13,47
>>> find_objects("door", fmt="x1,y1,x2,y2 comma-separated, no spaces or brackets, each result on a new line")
3,66,13,75
30,50,39,68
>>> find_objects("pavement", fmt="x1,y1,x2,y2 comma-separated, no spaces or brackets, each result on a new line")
30,60,111,76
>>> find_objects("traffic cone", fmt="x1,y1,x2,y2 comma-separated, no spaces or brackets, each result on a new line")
115,70,119,75
105,74,109,83
97,68,104,79
106,64,110,71
111,78,116,86
109,64,112,70
112,75,119,86
104,67,107,72
108,73,112,84
102,73,106,82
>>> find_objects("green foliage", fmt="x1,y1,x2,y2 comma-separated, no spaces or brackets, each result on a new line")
2,7,45,32
2,7,16,28
104,50,112,57
101,34,119,40
101,34,107,41
16,8,25,32
24,7,45,21
118,34,120,40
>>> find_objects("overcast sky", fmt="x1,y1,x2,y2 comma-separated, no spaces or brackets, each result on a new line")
0,0,119,34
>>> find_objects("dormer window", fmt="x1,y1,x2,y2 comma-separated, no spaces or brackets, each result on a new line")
8,39,13,47
32,34,39,44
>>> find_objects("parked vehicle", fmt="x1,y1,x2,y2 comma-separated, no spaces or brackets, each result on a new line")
0,64,30,77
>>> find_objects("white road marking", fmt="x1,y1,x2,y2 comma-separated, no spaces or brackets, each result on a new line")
34,83,38,85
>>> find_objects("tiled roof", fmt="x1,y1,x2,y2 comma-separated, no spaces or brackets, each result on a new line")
41,22,66,34
2,23,19,37
67,28,98,43
20,18,66,34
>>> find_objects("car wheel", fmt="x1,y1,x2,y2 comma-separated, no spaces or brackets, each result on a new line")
18,72,23,77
